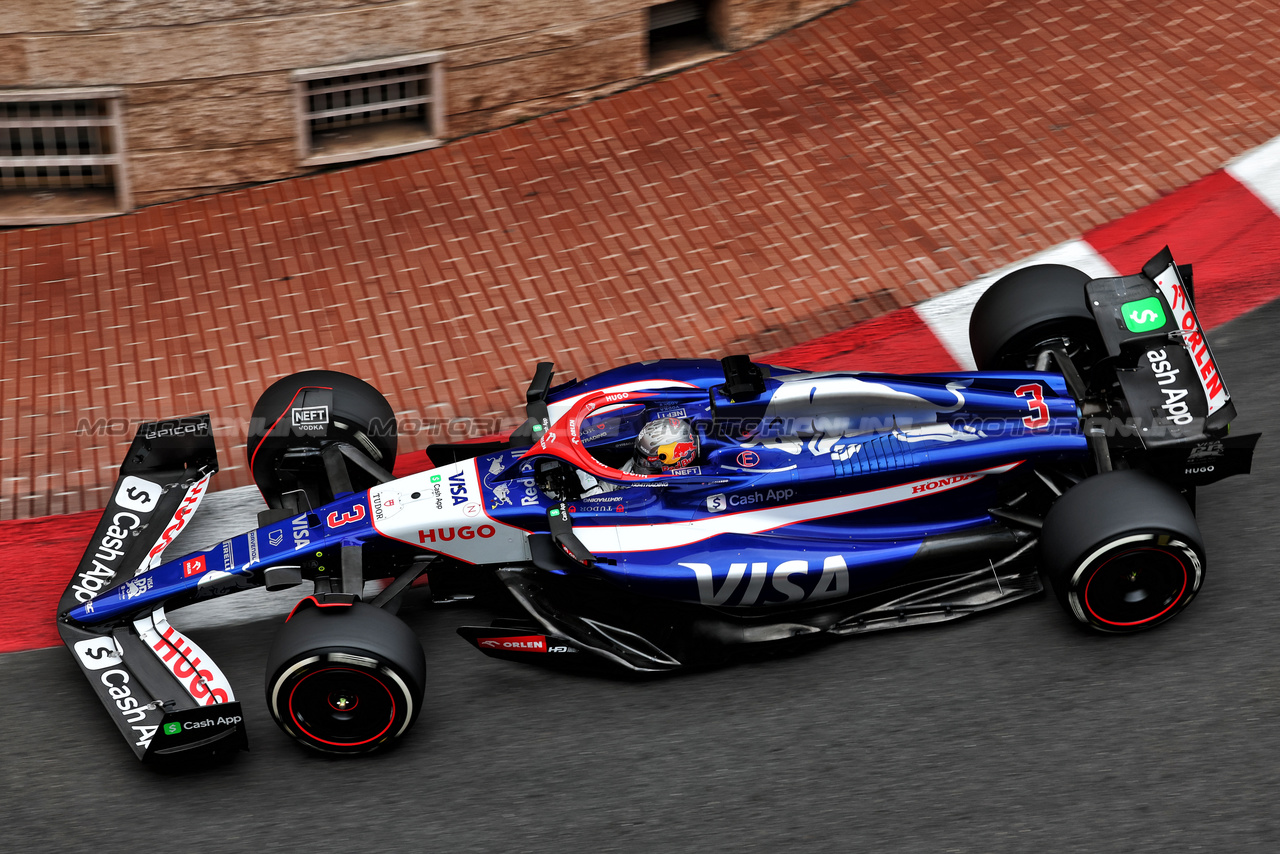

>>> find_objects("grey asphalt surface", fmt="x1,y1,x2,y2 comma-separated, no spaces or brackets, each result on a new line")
3,301,1278,853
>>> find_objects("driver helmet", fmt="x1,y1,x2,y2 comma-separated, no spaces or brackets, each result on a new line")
632,417,698,475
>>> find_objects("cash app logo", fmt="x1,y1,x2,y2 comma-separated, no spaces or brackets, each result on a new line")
163,722,182,736
1122,297,1166,332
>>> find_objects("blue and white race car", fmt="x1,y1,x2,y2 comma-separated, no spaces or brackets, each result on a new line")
58,247,1258,763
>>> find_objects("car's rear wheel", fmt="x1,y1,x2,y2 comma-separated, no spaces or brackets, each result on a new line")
265,601,426,755
247,370,397,507
968,263,1104,372
1041,469,1204,633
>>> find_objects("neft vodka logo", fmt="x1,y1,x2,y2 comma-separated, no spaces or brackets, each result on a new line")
292,405,329,433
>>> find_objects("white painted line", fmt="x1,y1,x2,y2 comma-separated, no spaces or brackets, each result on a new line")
1226,135,1280,218
915,239,1119,370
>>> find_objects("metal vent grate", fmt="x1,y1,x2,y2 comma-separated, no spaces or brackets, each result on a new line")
293,52,446,167
649,0,705,31
0,99,117,190
305,65,432,134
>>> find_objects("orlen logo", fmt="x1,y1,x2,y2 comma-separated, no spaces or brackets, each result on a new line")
419,525,495,543
151,625,231,705
477,635,546,653
911,473,978,494
182,555,207,577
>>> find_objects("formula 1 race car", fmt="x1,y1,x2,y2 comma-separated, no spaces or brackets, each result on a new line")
58,247,1258,763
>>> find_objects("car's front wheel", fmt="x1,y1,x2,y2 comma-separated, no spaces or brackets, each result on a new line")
265,601,426,754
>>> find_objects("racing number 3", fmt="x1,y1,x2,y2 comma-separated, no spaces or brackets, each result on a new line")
1015,384,1050,430
327,505,366,528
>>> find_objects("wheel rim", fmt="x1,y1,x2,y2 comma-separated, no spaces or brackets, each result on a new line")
287,666,396,748
1081,547,1189,627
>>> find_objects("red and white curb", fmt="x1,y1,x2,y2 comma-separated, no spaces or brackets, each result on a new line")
772,136,1280,374
6,138,1280,655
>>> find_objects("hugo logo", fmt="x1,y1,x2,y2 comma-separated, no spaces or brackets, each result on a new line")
418,525,496,543
152,625,230,705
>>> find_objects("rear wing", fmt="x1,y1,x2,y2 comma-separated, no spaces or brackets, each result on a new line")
1086,247,1259,484
56,415,247,762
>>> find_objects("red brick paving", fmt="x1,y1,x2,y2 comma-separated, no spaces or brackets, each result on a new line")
4,0,1280,520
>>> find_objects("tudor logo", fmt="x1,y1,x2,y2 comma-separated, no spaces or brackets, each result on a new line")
476,635,547,653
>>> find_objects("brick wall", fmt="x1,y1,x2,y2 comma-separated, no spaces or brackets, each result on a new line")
0,0,848,212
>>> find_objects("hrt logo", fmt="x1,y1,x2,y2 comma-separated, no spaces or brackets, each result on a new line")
477,635,547,653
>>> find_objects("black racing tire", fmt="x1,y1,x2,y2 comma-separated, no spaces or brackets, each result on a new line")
968,264,1102,371
1041,469,1205,633
247,370,397,506
265,601,426,755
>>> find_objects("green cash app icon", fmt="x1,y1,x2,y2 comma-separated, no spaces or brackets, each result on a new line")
163,722,182,736
1122,297,1167,332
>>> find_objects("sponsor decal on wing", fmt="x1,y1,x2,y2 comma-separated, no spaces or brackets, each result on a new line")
140,473,212,572
134,609,236,706
1150,261,1228,415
